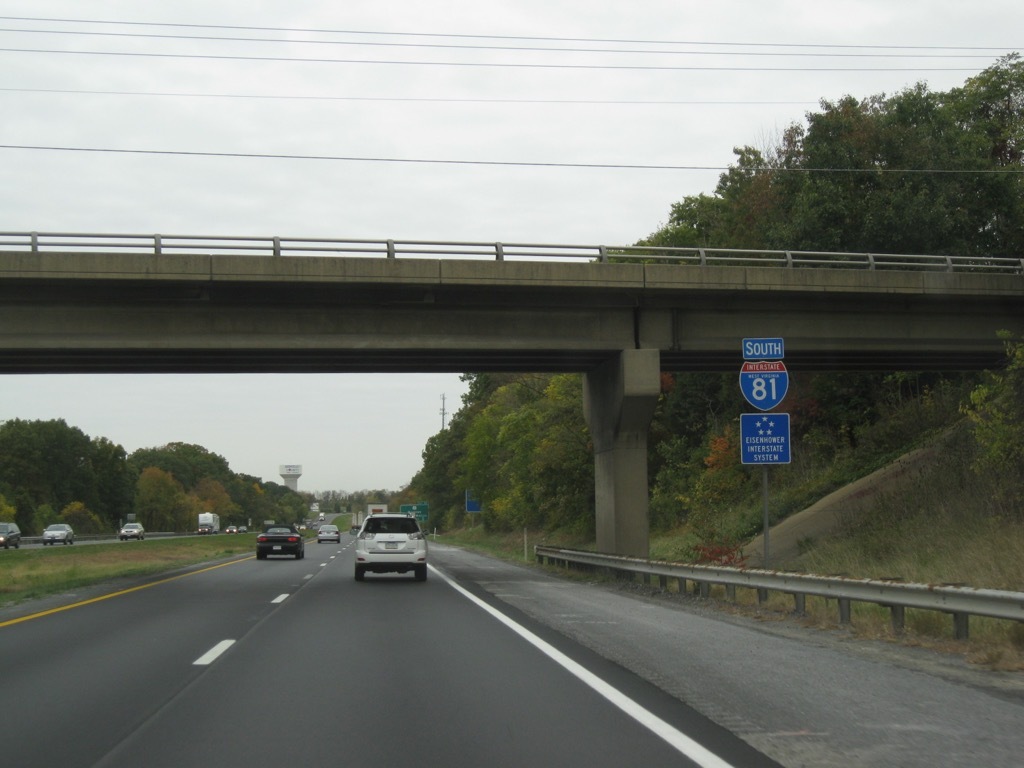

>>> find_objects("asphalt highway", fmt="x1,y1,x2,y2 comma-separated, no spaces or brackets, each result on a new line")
2,536,1022,767
0,536,775,768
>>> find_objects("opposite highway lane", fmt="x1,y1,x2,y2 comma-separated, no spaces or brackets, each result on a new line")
2,537,1022,767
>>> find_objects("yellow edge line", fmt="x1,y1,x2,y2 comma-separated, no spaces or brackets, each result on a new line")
0,555,255,629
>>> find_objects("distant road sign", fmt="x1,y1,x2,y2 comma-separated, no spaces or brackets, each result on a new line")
740,413,791,464
742,337,784,360
400,503,429,522
739,360,789,411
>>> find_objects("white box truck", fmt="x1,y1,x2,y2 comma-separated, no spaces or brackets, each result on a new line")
198,512,220,534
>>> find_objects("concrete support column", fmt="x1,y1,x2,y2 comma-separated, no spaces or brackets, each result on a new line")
583,349,660,557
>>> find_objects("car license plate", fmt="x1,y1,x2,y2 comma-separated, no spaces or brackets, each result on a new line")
273,545,282,550
385,542,399,550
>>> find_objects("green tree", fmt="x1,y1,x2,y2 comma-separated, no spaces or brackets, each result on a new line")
90,436,134,529
59,501,105,535
134,467,196,532
965,334,1024,512
191,477,242,523
0,418,103,533
0,493,16,525
129,443,232,490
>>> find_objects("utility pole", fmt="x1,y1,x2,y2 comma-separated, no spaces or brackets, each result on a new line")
440,393,448,429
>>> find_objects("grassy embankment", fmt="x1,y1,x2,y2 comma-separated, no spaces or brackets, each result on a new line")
0,535,258,606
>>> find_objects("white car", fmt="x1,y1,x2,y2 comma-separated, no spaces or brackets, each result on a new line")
43,523,75,545
354,514,427,581
119,522,145,541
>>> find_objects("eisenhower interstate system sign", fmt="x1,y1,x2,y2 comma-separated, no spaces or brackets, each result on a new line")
740,413,791,464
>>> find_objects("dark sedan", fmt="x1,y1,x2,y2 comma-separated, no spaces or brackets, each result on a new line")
0,522,21,549
256,524,305,560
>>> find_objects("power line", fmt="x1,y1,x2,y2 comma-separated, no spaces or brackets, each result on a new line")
1,143,1020,174
0,25,1005,60
0,15,1016,52
0,47,984,72
0,86,817,106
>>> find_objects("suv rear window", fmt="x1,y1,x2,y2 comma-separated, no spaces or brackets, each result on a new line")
363,518,419,535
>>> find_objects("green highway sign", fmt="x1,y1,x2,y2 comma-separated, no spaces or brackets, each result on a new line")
400,503,429,522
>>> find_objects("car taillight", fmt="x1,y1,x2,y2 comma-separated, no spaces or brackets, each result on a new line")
409,532,425,540
287,536,299,543
257,535,267,542
359,532,375,540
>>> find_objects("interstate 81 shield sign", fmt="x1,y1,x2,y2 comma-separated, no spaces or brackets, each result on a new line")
739,360,789,411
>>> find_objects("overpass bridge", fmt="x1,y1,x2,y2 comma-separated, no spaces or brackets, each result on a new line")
2,232,1023,556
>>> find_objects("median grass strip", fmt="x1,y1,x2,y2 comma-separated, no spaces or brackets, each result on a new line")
0,536,257,606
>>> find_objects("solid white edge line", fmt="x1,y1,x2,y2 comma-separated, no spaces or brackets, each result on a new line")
430,565,737,768
272,594,289,604
192,639,236,666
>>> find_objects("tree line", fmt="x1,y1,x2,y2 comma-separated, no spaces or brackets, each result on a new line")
0,420,307,535
402,56,1024,549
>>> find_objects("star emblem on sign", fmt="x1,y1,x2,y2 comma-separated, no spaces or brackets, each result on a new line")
756,418,776,435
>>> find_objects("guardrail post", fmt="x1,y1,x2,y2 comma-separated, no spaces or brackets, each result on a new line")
889,605,905,634
154,234,162,255
698,581,710,599
495,242,504,262
757,588,768,604
725,584,736,601
386,239,396,259
30,231,38,252
698,248,707,266
272,237,281,257
838,598,852,624
953,612,970,640
598,245,609,263
793,593,806,615
677,577,687,594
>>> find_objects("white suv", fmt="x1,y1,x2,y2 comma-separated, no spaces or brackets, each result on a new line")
354,514,428,581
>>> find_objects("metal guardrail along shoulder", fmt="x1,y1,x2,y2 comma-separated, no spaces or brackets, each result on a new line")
534,545,1024,641
1,232,1022,274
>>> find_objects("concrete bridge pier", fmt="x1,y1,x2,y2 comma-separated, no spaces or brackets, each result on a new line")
583,349,661,557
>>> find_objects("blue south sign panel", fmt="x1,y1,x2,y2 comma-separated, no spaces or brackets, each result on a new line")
741,413,791,464
742,337,784,360
739,360,789,411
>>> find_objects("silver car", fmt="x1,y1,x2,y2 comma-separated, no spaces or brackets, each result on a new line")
43,523,75,545
317,524,341,543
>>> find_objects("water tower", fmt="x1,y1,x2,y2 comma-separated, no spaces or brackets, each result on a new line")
279,464,302,491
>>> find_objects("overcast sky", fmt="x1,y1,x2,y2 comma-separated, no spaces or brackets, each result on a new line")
0,1,1019,492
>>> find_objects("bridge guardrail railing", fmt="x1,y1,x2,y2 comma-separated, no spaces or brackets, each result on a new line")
534,545,1024,640
1,232,1022,274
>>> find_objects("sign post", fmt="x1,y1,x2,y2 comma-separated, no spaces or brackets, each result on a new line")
739,338,791,569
